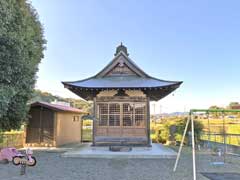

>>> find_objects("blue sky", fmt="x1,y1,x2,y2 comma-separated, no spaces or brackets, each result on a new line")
31,0,240,113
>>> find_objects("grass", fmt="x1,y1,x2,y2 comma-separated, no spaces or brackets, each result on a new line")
197,118,240,146
200,133,240,146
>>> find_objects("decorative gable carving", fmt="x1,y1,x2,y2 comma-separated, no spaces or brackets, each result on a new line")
97,90,118,97
105,62,137,76
96,90,146,97
96,46,149,78
103,55,138,77
125,90,146,97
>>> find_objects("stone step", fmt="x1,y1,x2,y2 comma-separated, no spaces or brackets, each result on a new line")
109,146,132,152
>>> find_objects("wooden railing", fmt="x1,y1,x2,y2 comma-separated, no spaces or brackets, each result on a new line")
0,131,24,148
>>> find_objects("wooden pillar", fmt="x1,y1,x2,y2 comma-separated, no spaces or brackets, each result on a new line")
146,97,151,147
53,112,57,147
39,107,43,144
23,125,27,148
92,97,96,146
80,117,83,143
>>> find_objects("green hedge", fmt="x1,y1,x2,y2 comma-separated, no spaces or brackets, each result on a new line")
0,131,24,148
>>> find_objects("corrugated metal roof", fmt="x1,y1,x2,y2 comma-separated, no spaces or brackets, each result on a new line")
63,75,181,89
31,101,86,113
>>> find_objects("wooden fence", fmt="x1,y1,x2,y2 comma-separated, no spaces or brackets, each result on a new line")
0,132,24,148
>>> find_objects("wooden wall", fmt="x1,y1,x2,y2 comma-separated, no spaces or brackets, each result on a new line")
26,107,83,147
26,107,54,145
55,112,82,147
93,90,150,146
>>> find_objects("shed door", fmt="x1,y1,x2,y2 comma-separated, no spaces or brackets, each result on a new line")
41,108,54,143
26,108,41,143
26,107,54,144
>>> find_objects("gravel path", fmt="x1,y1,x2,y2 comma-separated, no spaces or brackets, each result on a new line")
0,147,240,180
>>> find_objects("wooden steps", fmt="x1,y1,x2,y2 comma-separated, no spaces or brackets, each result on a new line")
109,146,132,152
95,136,148,146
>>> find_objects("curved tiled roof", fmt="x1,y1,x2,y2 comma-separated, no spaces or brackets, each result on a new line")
63,76,182,89
62,44,182,101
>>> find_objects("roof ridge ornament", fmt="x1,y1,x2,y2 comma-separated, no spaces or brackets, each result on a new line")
114,42,129,56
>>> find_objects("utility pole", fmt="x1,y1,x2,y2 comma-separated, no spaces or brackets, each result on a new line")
159,105,162,121
153,103,156,125
153,103,156,115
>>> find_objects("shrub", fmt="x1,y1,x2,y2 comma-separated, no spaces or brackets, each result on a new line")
175,118,204,143
151,117,204,144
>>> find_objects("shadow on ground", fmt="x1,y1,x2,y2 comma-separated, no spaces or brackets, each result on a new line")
201,173,240,180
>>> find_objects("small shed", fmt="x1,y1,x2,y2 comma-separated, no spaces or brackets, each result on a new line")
26,101,86,147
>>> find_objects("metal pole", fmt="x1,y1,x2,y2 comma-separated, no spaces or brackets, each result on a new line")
222,112,226,163
173,115,190,172
20,163,26,175
191,113,197,180
207,113,210,148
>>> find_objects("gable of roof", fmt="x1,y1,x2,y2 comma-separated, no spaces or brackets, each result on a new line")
95,51,149,78
30,101,86,114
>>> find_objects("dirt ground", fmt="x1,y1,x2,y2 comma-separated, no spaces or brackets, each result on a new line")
0,146,240,180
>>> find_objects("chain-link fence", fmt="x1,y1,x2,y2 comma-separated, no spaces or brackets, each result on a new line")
200,132,240,155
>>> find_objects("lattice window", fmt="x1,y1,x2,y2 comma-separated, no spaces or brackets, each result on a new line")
97,102,146,127
134,104,146,126
109,103,120,114
109,103,120,126
98,104,108,126
123,103,134,126
99,115,108,126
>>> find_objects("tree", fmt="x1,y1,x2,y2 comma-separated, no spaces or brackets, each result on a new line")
229,102,239,106
31,89,66,103
174,118,204,142
0,0,46,131
209,105,222,110
30,89,92,113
